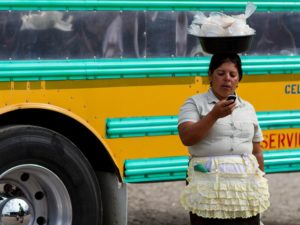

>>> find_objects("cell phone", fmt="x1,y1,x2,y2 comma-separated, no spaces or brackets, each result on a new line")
227,94,236,103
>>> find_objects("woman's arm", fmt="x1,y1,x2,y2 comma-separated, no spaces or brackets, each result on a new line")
178,99,236,146
178,112,217,146
252,142,264,171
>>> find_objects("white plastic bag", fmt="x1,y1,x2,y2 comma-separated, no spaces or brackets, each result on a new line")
208,12,236,28
228,2,257,35
227,19,255,36
201,23,226,37
188,2,256,37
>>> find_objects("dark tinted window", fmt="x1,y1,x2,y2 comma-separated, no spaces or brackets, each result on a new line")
0,11,299,59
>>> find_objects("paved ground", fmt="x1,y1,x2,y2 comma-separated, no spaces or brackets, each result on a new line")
1,215,30,224
128,173,300,225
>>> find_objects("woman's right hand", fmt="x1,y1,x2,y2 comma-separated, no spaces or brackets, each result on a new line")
210,99,236,119
178,99,236,146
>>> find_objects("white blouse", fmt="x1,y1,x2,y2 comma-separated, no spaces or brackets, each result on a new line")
178,89,263,157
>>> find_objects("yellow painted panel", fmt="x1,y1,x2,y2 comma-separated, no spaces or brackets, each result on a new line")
238,74,300,111
0,73,300,177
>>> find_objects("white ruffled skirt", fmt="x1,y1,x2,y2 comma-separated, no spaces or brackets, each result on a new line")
180,154,270,219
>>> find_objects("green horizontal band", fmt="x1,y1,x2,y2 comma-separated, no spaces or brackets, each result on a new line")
257,110,300,130
124,149,300,183
262,150,300,173
0,1,300,11
125,156,187,169
106,110,300,138
2,56,300,82
263,150,300,160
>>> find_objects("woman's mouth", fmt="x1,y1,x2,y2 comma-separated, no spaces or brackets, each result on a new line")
221,85,231,90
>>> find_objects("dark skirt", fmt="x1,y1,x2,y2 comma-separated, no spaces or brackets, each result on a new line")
190,212,260,225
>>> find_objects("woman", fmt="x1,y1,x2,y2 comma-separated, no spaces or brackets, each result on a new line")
178,53,270,225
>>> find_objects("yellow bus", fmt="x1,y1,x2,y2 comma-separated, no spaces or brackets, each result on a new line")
0,1,300,225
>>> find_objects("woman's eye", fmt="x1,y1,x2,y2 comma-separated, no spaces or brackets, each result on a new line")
230,73,238,78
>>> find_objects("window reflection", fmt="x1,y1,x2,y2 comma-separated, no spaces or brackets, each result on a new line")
0,184,31,225
0,10,300,60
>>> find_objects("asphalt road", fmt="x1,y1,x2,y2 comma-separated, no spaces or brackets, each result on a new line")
128,173,300,225
1,215,30,224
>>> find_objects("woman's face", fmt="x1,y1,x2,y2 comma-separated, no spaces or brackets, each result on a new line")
209,61,240,100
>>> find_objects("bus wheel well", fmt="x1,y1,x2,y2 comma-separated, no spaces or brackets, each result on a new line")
0,109,117,175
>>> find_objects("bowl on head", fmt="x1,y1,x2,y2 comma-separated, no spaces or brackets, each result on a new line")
198,34,255,54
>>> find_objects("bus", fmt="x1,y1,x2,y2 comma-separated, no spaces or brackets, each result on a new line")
0,1,300,225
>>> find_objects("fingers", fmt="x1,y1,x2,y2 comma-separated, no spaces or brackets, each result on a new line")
224,99,235,107
224,101,236,113
227,101,236,110
213,100,236,118
221,105,234,116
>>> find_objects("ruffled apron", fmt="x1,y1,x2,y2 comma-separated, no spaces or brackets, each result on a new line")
180,154,270,219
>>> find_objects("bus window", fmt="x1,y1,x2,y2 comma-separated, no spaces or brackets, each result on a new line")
1,11,300,60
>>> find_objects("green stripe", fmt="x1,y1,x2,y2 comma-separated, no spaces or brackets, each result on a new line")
2,56,300,82
257,110,300,130
106,110,300,138
124,149,300,183
0,0,300,11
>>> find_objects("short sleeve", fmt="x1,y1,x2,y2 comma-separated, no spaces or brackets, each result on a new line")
249,104,264,142
178,98,200,126
253,123,263,142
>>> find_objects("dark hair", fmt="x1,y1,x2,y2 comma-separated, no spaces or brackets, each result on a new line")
208,53,243,81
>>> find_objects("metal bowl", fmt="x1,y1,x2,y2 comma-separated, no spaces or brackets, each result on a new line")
198,35,255,54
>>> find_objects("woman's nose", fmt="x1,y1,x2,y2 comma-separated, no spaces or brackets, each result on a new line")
224,73,231,80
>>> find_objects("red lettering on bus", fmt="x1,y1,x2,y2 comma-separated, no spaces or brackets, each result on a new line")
261,131,300,150
278,133,285,148
269,133,276,149
287,133,294,147
261,134,268,149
